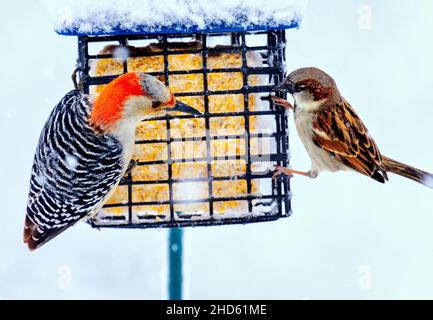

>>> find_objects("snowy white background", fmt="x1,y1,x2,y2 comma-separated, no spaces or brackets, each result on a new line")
1,0,433,299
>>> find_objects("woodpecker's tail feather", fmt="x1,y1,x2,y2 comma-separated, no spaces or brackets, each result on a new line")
382,155,433,189
23,216,71,251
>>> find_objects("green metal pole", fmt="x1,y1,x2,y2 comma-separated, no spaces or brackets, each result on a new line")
168,228,183,300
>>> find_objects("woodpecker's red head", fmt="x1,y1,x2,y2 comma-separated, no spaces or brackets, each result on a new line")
90,72,201,131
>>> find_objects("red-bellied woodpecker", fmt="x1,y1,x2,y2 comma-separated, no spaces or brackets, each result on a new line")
24,72,201,250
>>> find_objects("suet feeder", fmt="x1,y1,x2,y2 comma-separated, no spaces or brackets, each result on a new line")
56,0,304,300
56,2,303,230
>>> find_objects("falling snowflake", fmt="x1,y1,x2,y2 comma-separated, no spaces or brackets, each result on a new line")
65,154,79,170
113,46,129,61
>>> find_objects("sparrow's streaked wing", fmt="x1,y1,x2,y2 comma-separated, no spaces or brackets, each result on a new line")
311,98,388,183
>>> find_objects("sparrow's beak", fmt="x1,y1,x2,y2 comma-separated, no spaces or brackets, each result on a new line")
273,81,294,94
170,101,202,116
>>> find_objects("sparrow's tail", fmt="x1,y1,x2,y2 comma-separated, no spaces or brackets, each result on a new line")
382,155,433,189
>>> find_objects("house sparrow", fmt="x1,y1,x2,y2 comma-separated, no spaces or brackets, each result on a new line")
271,67,433,188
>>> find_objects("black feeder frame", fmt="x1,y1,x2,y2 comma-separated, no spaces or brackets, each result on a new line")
75,30,291,229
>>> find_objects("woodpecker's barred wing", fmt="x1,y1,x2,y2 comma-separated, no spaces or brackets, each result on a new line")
311,98,388,183
25,90,124,250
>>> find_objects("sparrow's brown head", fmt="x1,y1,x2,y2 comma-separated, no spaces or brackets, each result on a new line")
275,67,338,104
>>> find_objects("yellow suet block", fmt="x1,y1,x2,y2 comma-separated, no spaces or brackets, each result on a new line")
92,43,264,219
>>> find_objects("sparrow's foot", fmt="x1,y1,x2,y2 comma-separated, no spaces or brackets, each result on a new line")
270,96,293,110
272,166,315,180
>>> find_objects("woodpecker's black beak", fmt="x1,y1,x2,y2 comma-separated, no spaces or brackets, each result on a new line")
171,101,202,116
274,81,294,94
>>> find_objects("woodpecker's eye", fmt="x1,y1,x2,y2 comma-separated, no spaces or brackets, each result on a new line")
152,100,162,108
297,84,307,90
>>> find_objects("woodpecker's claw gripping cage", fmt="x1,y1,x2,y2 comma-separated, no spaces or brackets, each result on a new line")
72,29,292,229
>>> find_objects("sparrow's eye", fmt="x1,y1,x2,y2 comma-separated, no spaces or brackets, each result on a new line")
152,100,162,108
297,84,307,90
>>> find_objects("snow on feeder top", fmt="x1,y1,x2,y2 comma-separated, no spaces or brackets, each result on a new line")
55,0,305,36
55,0,306,228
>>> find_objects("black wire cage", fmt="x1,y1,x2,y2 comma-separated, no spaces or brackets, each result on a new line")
74,29,292,229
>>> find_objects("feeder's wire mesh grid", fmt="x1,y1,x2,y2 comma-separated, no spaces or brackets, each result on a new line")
76,30,291,228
